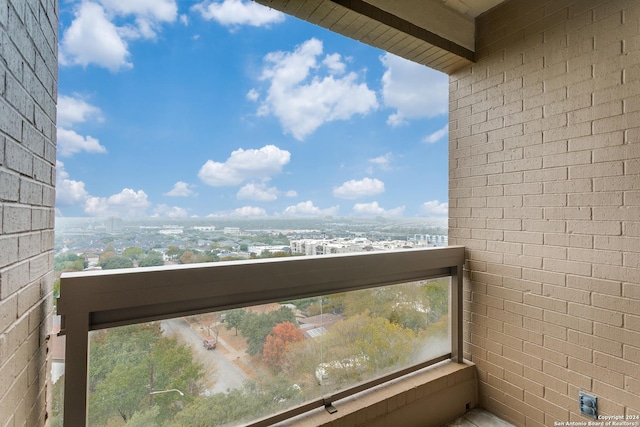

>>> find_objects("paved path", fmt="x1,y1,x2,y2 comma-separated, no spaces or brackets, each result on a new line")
161,318,247,395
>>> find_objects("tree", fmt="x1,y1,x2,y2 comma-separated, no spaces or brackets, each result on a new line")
49,375,65,427
423,279,448,323
239,307,296,356
99,256,134,270
262,322,304,370
166,245,181,260
309,313,416,387
179,250,195,264
224,309,245,336
88,324,203,425
54,253,87,272
171,376,302,427
194,251,217,263
123,247,145,260
98,250,117,264
139,252,164,267
127,406,160,427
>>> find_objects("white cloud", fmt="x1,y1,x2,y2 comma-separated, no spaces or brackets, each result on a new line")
153,204,189,218
60,2,132,71
368,153,393,172
352,201,405,217
198,145,290,187
192,0,285,27
107,0,177,39
420,200,448,216
208,206,267,217
60,0,178,71
180,14,189,25
57,95,103,128
246,88,260,101
333,177,385,199
55,161,89,206
57,128,107,157
381,53,448,126
233,206,267,216
84,188,151,217
256,38,378,140
423,125,448,144
236,182,278,201
284,190,297,198
282,201,339,217
322,53,346,75
164,181,196,197
100,0,177,23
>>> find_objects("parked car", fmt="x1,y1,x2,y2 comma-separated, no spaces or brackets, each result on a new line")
203,339,216,350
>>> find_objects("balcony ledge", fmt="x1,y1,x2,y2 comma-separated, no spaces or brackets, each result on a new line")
278,360,478,427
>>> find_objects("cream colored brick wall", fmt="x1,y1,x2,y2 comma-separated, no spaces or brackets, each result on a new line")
0,0,57,426
450,0,640,424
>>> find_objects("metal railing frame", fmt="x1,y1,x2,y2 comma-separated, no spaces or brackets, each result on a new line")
57,246,464,427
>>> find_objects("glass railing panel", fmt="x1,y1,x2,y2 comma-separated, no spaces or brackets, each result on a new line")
84,277,450,426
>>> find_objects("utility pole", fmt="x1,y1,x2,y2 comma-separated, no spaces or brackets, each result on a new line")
149,363,154,407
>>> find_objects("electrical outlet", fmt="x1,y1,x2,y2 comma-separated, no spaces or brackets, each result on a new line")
579,392,597,419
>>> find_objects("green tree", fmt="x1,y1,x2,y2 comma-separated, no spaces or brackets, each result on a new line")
423,279,449,323
98,250,117,264
54,253,87,272
166,245,181,260
127,406,160,427
138,252,164,267
123,246,145,260
99,255,134,270
194,251,217,263
171,376,302,427
89,324,203,425
224,309,245,336
50,375,65,427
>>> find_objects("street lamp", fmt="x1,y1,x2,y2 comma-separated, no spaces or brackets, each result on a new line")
149,389,184,397
148,388,184,406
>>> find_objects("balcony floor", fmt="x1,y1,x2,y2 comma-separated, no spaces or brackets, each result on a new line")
444,409,515,427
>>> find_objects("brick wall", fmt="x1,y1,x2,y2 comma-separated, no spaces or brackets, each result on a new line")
449,0,640,424
0,0,57,426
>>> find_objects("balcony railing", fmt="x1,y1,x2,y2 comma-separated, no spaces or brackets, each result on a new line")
57,246,464,427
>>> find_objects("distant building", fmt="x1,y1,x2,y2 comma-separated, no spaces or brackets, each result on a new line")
159,228,183,235
289,236,445,256
298,313,343,339
223,227,241,235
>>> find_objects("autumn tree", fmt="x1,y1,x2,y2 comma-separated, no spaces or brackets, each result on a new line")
239,307,296,356
262,322,304,370
179,250,196,264
316,313,416,386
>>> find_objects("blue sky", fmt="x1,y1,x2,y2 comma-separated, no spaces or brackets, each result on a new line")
55,0,449,220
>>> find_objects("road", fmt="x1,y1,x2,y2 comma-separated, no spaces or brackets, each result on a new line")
161,318,247,395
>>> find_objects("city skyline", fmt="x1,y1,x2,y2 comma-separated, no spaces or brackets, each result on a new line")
56,0,449,220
